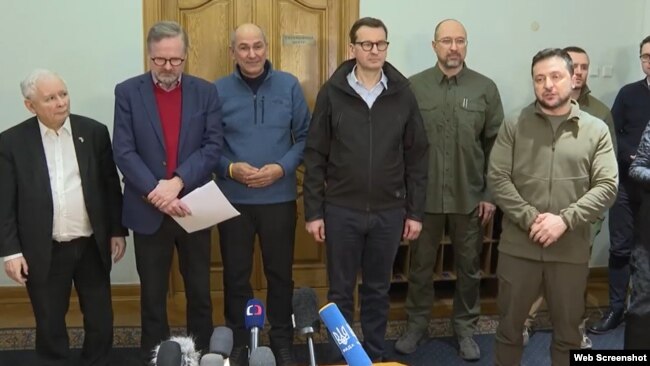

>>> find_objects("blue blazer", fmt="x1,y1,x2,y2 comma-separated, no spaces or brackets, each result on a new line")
113,72,223,234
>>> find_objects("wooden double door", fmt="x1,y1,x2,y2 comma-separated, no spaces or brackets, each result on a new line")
143,0,358,317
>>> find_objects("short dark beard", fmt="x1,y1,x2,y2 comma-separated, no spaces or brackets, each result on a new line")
537,94,571,111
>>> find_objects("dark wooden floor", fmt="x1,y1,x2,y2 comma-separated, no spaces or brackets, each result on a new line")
0,275,609,329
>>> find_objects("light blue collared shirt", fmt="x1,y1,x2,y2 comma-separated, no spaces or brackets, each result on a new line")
346,64,388,109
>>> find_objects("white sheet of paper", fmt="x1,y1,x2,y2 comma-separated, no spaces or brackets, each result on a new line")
172,180,240,233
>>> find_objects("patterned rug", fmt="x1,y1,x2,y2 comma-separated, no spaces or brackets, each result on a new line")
0,309,606,351
0,315,500,351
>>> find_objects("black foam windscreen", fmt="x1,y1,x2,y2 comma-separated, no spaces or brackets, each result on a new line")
208,326,233,357
249,346,276,366
292,287,320,331
156,340,182,366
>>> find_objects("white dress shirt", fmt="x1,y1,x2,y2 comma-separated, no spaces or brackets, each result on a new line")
346,64,388,109
4,118,93,262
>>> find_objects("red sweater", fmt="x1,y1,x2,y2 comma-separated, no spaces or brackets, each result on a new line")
154,83,182,178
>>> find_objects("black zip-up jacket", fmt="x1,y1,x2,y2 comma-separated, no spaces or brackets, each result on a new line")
612,78,650,172
303,59,429,221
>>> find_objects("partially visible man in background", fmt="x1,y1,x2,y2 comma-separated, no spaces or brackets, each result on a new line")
590,35,650,336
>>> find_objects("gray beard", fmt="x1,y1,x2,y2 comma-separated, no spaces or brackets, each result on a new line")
443,59,462,69
155,73,179,88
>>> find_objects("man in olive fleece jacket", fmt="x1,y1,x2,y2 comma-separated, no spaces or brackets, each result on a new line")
523,46,618,349
488,48,617,366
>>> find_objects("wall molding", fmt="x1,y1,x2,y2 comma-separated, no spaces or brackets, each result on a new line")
0,284,141,305
0,266,608,305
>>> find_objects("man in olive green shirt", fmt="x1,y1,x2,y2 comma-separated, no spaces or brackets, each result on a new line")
394,19,503,361
522,46,617,349
489,48,617,366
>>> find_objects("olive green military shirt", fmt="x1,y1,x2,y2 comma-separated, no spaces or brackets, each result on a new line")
409,64,504,214
576,85,617,152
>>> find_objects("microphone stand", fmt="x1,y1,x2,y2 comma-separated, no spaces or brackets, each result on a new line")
301,326,317,366
250,326,259,354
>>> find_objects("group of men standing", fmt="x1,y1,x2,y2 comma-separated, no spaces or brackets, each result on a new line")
1,15,649,366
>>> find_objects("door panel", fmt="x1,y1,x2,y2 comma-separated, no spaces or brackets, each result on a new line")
180,1,234,81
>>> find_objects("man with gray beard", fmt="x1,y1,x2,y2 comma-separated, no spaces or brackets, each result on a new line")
395,19,503,362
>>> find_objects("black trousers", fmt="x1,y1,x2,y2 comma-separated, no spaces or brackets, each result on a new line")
323,204,404,361
217,201,296,349
625,190,650,349
133,216,213,362
608,173,642,312
26,236,113,366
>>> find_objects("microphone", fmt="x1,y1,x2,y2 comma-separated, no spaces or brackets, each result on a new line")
199,353,224,366
153,336,201,366
319,303,372,366
245,298,265,353
249,346,276,366
155,340,181,366
293,287,320,366
209,326,233,358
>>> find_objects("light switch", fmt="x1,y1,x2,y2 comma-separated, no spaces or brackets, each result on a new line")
602,65,613,77
589,66,600,77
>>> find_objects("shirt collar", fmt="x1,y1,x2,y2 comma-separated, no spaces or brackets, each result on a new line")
38,116,71,138
433,63,467,85
348,64,388,90
534,99,581,122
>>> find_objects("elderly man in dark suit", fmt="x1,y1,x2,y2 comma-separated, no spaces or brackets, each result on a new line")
112,21,223,363
0,69,127,366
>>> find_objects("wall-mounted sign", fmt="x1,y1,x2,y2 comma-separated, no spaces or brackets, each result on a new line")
282,34,316,45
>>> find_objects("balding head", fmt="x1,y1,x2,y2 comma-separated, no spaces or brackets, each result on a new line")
230,23,268,78
434,19,466,42
230,23,267,48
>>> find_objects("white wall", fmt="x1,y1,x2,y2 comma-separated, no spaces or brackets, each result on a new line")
361,0,650,267
0,0,143,285
0,1,648,285
361,0,647,112
646,0,650,35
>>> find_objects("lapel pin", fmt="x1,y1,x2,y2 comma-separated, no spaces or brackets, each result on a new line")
78,137,84,143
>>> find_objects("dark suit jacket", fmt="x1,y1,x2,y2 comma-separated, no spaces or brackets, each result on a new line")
0,114,127,283
112,72,223,234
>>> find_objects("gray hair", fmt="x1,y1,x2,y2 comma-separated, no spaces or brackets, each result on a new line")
20,69,66,99
230,24,268,48
147,21,189,53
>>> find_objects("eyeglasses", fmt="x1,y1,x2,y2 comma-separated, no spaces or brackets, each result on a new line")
436,38,467,48
354,41,390,52
640,54,650,63
151,57,185,67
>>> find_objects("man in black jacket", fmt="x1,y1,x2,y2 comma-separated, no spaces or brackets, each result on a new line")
0,69,127,366
590,35,650,334
303,17,429,362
